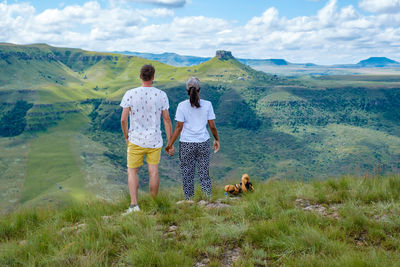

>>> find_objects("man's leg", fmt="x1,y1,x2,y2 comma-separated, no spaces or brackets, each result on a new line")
146,147,162,198
127,167,139,205
148,164,159,198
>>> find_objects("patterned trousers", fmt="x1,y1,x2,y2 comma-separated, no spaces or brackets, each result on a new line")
179,139,212,199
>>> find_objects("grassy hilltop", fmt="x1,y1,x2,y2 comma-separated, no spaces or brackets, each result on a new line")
1,43,400,214
1,175,400,266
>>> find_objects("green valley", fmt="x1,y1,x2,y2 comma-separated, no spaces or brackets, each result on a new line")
1,43,400,213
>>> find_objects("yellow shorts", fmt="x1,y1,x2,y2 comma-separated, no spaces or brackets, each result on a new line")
127,142,162,168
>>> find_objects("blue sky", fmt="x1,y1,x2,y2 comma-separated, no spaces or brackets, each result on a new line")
2,0,400,64
20,0,363,24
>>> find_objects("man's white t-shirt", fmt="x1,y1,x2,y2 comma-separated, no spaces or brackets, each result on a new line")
175,99,216,143
120,86,169,148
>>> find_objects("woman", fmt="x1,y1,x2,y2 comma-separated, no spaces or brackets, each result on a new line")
165,77,220,199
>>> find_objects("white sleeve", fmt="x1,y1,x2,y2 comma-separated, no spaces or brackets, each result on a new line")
207,102,216,120
120,91,131,108
162,92,169,111
175,104,185,122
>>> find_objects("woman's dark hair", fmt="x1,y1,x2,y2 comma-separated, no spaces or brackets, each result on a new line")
188,87,200,108
140,64,155,81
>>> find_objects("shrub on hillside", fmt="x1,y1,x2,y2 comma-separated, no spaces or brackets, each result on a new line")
0,100,33,137
232,100,261,131
100,109,121,132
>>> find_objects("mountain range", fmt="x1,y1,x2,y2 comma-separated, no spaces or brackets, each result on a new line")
1,43,400,214
114,50,400,68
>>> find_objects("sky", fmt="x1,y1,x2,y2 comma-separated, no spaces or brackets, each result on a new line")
1,0,400,64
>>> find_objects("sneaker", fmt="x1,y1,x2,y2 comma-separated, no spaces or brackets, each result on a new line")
122,204,140,216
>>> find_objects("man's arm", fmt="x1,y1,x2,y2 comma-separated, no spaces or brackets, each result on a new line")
162,109,172,143
208,120,220,153
121,107,130,145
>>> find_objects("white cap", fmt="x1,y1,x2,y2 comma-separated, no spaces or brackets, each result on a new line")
186,77,201,90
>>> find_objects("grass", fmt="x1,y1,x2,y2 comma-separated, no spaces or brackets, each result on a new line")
1,175,400,266
20,112,95,206
0,135,29,214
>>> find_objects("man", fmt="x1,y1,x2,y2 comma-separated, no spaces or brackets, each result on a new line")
120,64,173,214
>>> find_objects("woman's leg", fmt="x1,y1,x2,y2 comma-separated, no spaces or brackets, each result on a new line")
179,142,196,199
196,140,212,197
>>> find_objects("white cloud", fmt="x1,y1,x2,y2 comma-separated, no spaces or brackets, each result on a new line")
0,1,162,44
229,0,400,63
115,0,187,8
317,0,337,26
170,16,228,34
0,2,35,40
359,0,400,14
246,7,280,28
137,8,174,17
1,0,400,64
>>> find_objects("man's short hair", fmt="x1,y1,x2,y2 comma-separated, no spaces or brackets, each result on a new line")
140,64,155,81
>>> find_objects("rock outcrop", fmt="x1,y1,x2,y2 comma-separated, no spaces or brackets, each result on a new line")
216,50,234,60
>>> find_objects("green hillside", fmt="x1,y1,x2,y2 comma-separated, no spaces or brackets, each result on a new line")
1,43,400,214
1,175,400,266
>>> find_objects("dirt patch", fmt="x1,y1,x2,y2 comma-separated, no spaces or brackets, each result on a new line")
351,230,369,247
198,200,231,209
194,247,241,267
176,199,231,209
221,247,241,267
373,214,390,222
101,215,113,222
195,258,210,267
18,240,27,246
176,200,195,205
59,223,87,235
163,224,178,239
295,198,340,219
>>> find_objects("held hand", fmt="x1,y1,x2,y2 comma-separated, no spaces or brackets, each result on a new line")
213,140,220,154
169,146,175,156
165,145,174,156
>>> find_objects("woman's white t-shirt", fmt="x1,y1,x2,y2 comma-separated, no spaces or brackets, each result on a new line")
175,99,216,143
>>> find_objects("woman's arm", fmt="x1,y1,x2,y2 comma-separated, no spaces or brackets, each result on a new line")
208,120,220,153
165,121,184,156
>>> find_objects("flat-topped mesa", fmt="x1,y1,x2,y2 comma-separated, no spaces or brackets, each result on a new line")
216,50,234,60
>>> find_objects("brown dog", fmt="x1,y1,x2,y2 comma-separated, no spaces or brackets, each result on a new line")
224,174,254,195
